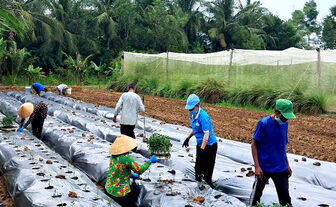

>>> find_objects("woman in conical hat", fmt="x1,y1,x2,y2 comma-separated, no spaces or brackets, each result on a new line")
106,134,159,207
17,101,48,139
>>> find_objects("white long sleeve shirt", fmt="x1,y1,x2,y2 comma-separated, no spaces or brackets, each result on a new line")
114,91,145,125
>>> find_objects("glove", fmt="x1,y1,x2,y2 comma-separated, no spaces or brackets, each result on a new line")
16,128,23,132
131,173,139,179
149,155,159,164
182,138,189,148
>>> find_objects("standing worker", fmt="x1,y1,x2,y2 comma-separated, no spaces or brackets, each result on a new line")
182,94,217,188
54,84,68,96
106,134,159,207
249,99,295,206
113,82,145,138
32,82,48,96
16,101,48,139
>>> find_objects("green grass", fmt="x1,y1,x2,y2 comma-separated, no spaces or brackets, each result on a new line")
216,101,274,114
108,76,327,115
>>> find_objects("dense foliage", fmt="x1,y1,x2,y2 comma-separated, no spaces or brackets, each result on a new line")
0,0,335,82
1,116,15,127
148,133,172,155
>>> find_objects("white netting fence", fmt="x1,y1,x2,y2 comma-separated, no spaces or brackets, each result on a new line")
123,48,336,100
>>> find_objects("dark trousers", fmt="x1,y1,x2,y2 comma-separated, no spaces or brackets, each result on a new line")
120,124,135,138
32,118,45,139
249,171,292,206
107,183,141,207
195,143,217,187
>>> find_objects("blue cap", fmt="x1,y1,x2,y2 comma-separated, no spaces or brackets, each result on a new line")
185,94,200,110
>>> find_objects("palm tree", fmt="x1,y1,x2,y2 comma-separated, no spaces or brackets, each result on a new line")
175,0,204,49
5,40,30,85
206,0,235,49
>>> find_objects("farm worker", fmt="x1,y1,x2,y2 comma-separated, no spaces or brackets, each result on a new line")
32,82,48,96
17,101,48,139
54,84,68,96
105,134,159,207
113,82,145,138
182,94,218,188
249,99,295,206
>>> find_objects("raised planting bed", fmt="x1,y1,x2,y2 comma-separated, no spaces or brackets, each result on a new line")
0,124,119,206
6,92,336,207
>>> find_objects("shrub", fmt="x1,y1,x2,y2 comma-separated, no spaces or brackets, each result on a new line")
110,75,133,92
155,84,172,98
173,80,195,98
147,133,172,155
1,116,15,127
136,77,158,95
192,78,227,103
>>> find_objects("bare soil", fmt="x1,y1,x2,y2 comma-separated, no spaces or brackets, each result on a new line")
67,87,336,163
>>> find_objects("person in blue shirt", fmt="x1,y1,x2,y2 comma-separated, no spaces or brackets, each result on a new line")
182,94,217,188
249,99,295,206
32,82,48,96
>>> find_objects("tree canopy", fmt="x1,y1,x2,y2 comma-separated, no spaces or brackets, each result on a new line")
0,0,335,73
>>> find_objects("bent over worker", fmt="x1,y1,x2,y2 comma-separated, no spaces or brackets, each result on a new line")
17,101,48,139
32,82,48,96
105,134,159,207
182,94,217,188
113,82,145,138
250,99,295,206
54,84,68,96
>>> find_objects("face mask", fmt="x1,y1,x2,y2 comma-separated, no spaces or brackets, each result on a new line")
190,109,198,116
275,116,286,125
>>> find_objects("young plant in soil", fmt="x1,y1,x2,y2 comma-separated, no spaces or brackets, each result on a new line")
147,133,172,158
1,116,15,128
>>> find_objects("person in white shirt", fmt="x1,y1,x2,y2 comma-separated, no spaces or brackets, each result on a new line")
113,82,145,138
55,84,68,96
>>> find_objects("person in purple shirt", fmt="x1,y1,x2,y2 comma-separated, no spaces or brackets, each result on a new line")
250,99,296,206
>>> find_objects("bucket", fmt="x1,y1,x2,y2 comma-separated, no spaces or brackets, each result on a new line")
25,87,31,94
65,88,72,95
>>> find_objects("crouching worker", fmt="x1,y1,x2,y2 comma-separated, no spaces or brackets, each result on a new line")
106,134,159,207
32,82,48,96
249,99,295,206
54,84,68,96
17,101,48,139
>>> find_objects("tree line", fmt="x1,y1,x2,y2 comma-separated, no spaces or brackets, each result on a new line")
0,0,336,82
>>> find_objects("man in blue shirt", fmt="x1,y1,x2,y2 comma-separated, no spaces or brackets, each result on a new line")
250,99,295,206
182,94,217,188
32,82,48,96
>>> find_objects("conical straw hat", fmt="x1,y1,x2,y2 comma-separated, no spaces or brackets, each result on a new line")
109,134,139,155
18,103,34,118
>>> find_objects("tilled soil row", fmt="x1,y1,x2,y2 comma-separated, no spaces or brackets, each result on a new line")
1,86,336,164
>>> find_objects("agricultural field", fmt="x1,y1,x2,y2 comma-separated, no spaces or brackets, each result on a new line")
0,87,335,207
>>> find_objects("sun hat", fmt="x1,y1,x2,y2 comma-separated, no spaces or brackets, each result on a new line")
185,94,200,110
109,134,139,155
276,99,296,119
18,103,34,118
